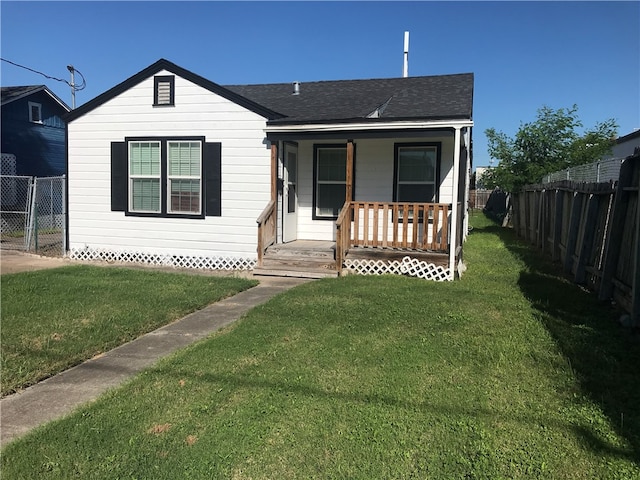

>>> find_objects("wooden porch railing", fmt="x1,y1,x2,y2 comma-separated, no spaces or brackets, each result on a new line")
335,201,352,274
336,201,451,272
256,200,276,267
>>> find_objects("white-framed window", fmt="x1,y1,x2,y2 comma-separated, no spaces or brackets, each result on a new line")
168,141,201,215
28,102,42,123
129,141,161,213
394,144,440,203
314,145,347,219
128,139,202,216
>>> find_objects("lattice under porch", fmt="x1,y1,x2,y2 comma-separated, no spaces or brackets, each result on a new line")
343,246,452,281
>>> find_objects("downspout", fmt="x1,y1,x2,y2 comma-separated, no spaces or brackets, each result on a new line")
448,127,461,280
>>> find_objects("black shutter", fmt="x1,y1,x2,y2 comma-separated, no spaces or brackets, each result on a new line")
204,142,221,216
111,142,127,212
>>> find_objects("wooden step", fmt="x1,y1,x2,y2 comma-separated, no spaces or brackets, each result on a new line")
252,266,338,279
254,241,338,278
254,257,337,279
265,246,335,260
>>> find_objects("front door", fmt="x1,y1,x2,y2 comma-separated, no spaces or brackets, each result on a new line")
283,143,298,243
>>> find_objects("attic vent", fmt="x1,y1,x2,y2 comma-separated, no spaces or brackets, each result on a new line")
154,75,175,106
292,81,300,95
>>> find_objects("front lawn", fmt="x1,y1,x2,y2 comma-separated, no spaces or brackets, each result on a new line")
2,213,639,478
0,266,257,396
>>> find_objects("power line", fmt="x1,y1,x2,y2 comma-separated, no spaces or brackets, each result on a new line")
1,57,86,91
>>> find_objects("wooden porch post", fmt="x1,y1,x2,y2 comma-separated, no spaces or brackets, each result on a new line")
346,140,354,203
448,128,461,281
271,142,278,203
462,129,471,241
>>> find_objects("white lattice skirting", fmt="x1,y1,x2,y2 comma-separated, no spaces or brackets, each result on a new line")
69,247,256,271
344,256,452,281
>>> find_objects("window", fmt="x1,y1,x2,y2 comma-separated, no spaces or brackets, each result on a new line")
129,141,161,213
28,102,42,123
394,143,440,203
111,137,221,218
168,141,201,214
154,75,175,106
313,145,349,219
286,148,297,214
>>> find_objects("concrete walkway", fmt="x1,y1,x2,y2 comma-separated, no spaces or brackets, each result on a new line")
1,249,70,275
0,276,310,447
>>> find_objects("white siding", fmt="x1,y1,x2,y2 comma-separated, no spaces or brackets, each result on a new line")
293,136,457,242
68,70,271,260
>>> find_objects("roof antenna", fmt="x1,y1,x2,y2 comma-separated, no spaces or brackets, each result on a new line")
403,31,409,78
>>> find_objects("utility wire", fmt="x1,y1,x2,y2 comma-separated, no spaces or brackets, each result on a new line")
1,57,86,91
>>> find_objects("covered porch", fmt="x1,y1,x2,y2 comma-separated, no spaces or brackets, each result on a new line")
255,123,472,280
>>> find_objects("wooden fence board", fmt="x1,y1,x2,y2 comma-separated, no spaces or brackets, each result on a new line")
599,158,635,302
552,189,564,262
563,192,583,274
575,194,599,284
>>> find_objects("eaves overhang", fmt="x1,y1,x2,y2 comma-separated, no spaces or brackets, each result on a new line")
265,119,473,142
63,58,284,123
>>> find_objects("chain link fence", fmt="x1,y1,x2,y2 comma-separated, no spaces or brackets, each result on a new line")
1,175,66,256
541,157,623,184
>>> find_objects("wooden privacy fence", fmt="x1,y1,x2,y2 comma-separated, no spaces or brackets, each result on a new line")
511,153,639,321
469,189,492,210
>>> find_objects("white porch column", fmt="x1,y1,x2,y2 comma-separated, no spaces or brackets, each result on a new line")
449,127,461,280
463,128,471,241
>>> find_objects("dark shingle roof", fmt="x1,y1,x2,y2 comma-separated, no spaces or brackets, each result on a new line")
225,74,474,125
1,86,45,105
1,85,71,111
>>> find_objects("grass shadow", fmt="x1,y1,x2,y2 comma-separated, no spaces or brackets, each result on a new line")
475,213,640,462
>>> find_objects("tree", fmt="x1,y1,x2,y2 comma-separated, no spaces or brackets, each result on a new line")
483,105,617,192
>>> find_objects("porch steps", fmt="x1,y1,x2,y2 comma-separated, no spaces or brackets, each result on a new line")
253,241,338,279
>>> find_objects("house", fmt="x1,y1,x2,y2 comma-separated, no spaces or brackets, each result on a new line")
1,85,70,177
605,129,640,160
473,166,491,190
64,59,473,280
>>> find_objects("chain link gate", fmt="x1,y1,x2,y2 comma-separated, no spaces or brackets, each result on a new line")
0,175,66,256
28,176,67,256
1,175,34,251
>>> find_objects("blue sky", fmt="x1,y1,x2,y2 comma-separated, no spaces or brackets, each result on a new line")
2,1,638,168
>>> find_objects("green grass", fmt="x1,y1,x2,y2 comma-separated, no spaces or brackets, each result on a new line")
0,266,257,396
2,213,639,478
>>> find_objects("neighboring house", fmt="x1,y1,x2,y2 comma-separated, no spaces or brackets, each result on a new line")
1,85,70,176
473,166,491,190
604,129,640,160
64,59,473,280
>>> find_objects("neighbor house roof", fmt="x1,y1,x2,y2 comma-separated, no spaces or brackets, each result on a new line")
1,85,70,111
64,58,473,126
616,129,640,144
